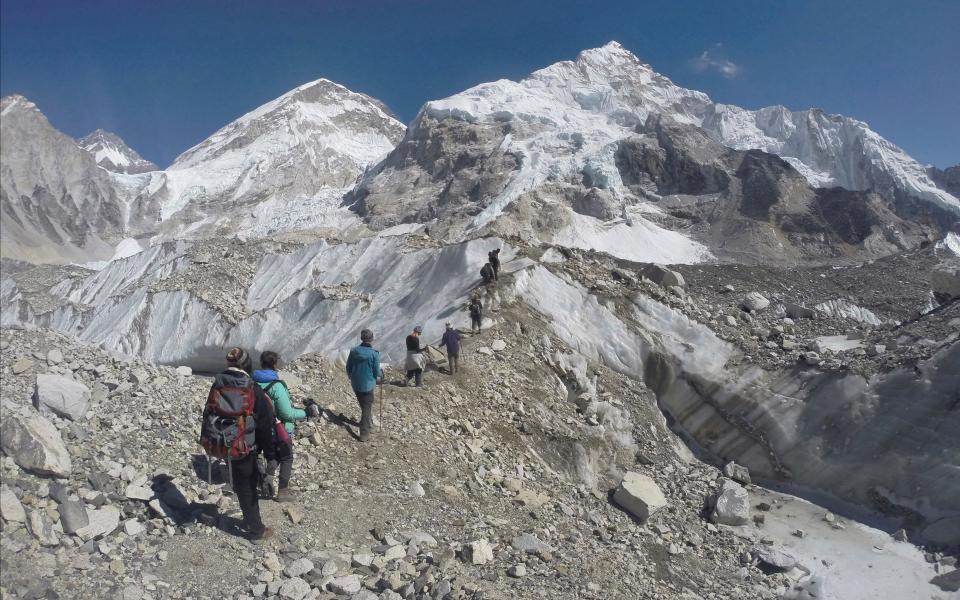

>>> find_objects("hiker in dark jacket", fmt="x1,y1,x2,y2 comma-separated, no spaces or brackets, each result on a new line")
488,248,501,280
253,351,304,502
213,347,276,540
404,325,426,387
480,262,495,284
469,297,483,332
345,329,382,442
439,322,462,374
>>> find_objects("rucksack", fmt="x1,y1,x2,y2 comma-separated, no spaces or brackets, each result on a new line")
199,378,257,460
470,302,482,318
262,380,292,446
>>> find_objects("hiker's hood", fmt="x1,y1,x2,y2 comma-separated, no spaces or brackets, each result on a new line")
217,368,252,387
252,369,280,383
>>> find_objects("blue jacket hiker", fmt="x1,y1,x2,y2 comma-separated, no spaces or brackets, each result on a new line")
345,329,382,442
439,323,462,374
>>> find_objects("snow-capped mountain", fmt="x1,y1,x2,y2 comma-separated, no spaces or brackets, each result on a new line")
78,129,158,174
350,42,957,264
0,96,127,264
928,164,960,199
140,78,405,240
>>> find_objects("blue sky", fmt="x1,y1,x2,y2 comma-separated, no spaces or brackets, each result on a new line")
2,0,957,169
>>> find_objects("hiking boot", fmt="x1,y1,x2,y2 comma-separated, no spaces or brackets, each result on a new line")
249,526,274,542
275,488,293,503
359,430,370,442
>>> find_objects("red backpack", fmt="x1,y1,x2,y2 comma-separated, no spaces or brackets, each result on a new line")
199,379,257,459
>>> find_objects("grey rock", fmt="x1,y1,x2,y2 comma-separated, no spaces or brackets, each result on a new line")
33,373,91,420
0,484,26,523
752,545,799,571
931,569,960,592
641,264,686,288
511,533,553,555
612,471,668,521
469,539,494,565
278,577,311,600
328,574,362,595
76,505,120,540
722,462,751,485
283,558,314,578
59,500,90,534
711,479,750,526
46,348,64,364
27,509,59,546
741,292,770,312
931,259,960,304
0,410,73,477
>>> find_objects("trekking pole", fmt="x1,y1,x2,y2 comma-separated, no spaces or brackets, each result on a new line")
379,380,384,433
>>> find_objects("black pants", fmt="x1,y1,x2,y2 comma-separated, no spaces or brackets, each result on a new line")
448,352,459,374
492,261,499,279
277,438,293,489
406,369,423,386
355,390,375,438
230,454,264,535
471,315,482,331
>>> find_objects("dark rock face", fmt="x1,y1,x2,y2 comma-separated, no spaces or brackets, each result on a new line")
612,116,941,264
927,165,960,199
346,115,519,228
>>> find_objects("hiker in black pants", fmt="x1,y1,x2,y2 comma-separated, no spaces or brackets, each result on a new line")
213,347,277,540
469,297,483,332
488,248,501,280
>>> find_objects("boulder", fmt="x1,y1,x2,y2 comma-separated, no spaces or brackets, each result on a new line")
46,348,64,364
59,500,89,534
0,485,26,523
124,519,145,536
711,479,750,526
0,410,72,477
33,373,91,421
175,366,193,377
783,303,815,319
741,292,770,312
931,569,960,592
283,558,314,578
931,259,960,304
76,505,120,541
722,462,751,485
491,339,507,352
11,357,34,374
752,545,799,572
612,471,668,521
641,264,686,288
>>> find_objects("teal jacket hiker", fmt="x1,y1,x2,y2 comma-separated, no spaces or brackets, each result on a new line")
346,343,381,393
252,369,306,434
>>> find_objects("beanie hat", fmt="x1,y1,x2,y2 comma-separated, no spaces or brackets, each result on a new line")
360,329,374,342
445,322,452,328
414,325,423,333
226,347,248,365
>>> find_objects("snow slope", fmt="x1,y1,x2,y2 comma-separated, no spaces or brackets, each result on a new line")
78,129,158,174
421,41,959,231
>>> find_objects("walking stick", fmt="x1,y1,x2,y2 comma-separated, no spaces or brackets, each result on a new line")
379,380,384,433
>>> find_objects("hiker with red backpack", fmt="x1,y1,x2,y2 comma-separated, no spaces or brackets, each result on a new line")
199,347,277,541
253,351,317,502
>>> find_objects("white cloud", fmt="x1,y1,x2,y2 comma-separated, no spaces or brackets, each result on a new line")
691,44,741,78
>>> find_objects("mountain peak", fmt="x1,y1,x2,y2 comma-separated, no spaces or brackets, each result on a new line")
1,94,40,117
78,128,158,174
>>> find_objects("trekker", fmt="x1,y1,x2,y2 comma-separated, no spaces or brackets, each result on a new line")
253,351,305,502
439,322,462,374
405,325,427,387
480,262,495,284
206,347,276,540
488,248,501,280
469,297,483,332
345,329,382,442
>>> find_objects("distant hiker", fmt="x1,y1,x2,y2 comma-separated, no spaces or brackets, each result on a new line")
404,325,427,387
480,262,495,284
488,248,501,280
346,329,382,442
469,297,483,332
200,347,276,540
253,351,305,502
439,322,462,374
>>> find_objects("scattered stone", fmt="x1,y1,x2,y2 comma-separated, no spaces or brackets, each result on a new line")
33,373,91,420
284,558,314,578
892,529,908,542
930,569,960,592
612,471,667,521
752,545,799,572
284,506,303,525
0,410,73,477
12,357,35,374
511,533,553,555
491,339,507,352
328,574,362,595
407,481,425,497
123,519,145,536
46,348,64,364
507,564,527,578
76,505,121,541
175,366,193,377
641,264,686,288
278,577,311,600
